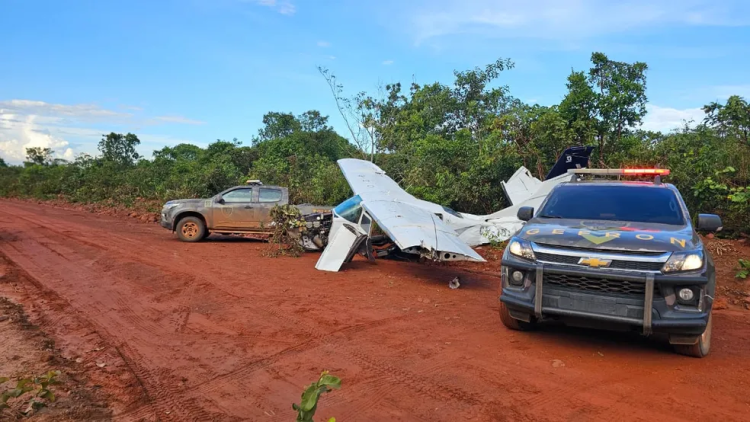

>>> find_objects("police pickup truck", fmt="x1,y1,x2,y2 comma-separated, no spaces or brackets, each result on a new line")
498,168,723,358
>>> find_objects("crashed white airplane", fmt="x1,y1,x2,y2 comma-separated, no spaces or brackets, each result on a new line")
315,146,594,272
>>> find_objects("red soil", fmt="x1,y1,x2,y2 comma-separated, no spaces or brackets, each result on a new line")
0,199,748,421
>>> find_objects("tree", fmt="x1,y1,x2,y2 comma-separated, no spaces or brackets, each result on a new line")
559,71,598,145
299,110,330,132
256,112,302,142
317,66,373,161
25,147,53,165
703,95,750,145
0,157,7,168
98,132,141,165
588,52,648,163
450,58,515,139
153,143,203,161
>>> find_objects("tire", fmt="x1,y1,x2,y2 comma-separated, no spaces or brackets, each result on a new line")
498,301,536,331
673,312,712,358
176,216,206,242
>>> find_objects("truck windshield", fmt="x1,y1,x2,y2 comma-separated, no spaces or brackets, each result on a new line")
333,195,363,223
538,185,686,225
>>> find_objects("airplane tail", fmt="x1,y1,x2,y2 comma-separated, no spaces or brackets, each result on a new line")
500,146,595,206
500,167,542,206
544,146,595,180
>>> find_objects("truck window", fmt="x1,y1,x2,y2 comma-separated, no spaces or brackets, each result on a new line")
222,188,254,203
538,185,685,225
259,188,282,203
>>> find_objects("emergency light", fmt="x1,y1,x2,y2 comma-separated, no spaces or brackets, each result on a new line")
567,168,670,176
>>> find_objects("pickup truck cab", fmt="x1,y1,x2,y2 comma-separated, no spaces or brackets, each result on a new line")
160,181,331,242
498,168,723,358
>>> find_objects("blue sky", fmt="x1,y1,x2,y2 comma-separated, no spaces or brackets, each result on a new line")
1,0,749,163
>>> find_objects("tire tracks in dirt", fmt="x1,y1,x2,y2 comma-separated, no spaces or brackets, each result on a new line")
0,212,231,420
3,204,501,417
3,205,495,419
4,201,749,422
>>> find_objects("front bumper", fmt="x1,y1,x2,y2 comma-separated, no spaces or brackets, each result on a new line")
500,255,711,337
160,213,172,230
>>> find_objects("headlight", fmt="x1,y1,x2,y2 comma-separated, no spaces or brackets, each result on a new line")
508,238,535,261
662,250,704,273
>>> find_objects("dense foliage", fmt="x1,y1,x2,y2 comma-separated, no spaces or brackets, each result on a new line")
1,52,748,232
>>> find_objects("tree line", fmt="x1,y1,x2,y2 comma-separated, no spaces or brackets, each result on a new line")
1,52,748,232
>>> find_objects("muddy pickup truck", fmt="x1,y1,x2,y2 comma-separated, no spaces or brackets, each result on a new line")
159,181,332,248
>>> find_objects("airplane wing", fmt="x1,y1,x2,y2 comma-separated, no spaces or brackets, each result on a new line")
338,158,435,208
336,159,484,262
361,200,484,261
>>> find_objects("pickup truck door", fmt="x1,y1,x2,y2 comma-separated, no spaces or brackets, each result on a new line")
254,187,285,226
213,188,259,230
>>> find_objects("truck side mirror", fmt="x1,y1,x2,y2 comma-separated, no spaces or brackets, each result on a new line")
696,214,722,232
517,206,534,222
216,195,225,204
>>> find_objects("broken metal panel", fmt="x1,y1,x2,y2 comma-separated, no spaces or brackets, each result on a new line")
454,217,525,247
315,219,368,272
500,166,542,206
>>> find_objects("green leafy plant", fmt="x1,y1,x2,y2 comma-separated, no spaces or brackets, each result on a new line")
0,370,60,417
292,371,341,422
736,259,750,279
728,186,750,204
263,204,307,257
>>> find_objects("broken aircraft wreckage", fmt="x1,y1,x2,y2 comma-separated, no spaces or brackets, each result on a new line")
307,146,595,272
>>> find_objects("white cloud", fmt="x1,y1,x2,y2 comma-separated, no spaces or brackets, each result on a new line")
0,99,205,164
151,115,206,125
253,0,295,15
0,114,72,162
405,0,750,44
325,55,336,60
382,59,394,65
120,105,144,112
0,99,131,121
317,40,331,47
641,104,706,132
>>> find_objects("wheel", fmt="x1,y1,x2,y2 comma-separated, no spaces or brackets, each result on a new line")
498,301,536,331
176,216,206,242
673,312,712,358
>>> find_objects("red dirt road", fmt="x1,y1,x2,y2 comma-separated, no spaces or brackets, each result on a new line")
0,200,749,422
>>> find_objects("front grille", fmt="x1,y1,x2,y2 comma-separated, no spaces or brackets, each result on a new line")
536,243,665,256
535,252,664,272
544,272,660,297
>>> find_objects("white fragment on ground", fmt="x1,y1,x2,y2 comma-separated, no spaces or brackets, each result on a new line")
552,359,565,368
449,277,461,289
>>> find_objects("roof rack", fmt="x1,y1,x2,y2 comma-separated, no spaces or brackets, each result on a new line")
245,179,264,185
567,168,670,184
